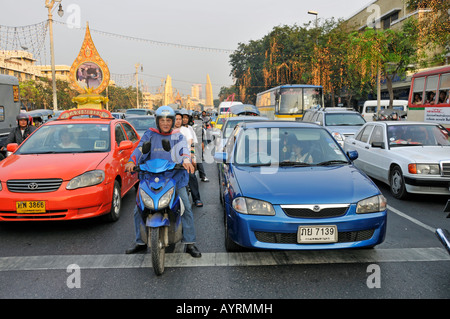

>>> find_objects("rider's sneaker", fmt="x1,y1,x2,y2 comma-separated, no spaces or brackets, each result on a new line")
201,177,209,182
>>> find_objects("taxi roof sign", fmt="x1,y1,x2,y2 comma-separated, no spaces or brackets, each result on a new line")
58,109,114,120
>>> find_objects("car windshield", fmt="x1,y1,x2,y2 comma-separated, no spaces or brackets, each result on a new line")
387,124,450,147
17,123,111,154
325,113,365,126
223,120,241,139
216,117,227,125
127,117,156,131
126,109,147,115
234,127,348,166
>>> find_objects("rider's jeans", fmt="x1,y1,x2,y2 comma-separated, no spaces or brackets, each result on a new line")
133,186,196,245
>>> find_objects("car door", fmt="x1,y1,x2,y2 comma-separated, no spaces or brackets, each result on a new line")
347,124,375,173
114,123,136,193
366,124,389,182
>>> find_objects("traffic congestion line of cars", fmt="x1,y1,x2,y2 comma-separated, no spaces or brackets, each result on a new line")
0,108,140,222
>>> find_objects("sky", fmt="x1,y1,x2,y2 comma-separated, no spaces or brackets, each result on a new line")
0,0,373,98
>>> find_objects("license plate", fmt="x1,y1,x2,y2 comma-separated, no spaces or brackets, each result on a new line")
16,201,46,214
297,225,337,243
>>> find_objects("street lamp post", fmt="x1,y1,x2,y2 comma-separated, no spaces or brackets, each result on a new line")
45,0,64,112
308,10,318,29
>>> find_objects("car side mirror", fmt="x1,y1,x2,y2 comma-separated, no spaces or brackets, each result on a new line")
6,143,18,153
214,152,227,163
118,140,133,151
347,150,358,161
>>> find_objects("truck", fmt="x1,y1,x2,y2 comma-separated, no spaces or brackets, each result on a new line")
0,75,21,159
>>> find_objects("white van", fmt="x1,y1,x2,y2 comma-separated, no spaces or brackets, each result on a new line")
218,101,242,114
361,100,408,121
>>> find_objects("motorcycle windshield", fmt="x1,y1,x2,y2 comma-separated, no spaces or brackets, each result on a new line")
140,158,176,173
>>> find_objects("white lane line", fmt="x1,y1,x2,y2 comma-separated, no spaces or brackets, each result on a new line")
387,205,436,233
0,247,448,271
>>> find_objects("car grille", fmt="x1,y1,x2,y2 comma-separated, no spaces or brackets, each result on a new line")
255,229,375,244
281,204,349,218
7,179,63,193
442,162,450,177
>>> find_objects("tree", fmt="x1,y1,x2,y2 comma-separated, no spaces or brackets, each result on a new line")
348,20,420,108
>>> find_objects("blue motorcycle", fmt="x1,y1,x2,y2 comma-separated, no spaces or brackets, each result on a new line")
135,140,184,275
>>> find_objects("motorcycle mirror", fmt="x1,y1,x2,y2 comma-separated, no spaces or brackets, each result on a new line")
142,141,151,154
162,139,172,152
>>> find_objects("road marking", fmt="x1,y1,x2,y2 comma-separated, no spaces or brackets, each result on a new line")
0,247,448,271
387,204,436,233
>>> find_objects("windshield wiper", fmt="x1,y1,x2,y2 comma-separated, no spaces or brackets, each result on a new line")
316,160,349,166
249,163,273,167
279,161,313,167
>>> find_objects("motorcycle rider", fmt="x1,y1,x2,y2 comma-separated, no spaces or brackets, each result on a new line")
124,106,201,258
1,113,37,152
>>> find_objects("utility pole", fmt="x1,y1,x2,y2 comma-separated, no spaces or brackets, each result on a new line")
135,63,142,108
45,0,64,111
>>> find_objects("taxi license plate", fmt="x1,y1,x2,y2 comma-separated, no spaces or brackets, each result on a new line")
16,201,46,214
297,225,337,243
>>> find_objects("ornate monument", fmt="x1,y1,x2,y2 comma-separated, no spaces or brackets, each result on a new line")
69,23,110,109
205,74,213,107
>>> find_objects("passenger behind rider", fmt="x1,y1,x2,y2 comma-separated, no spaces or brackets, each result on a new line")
124,106,201,258
175,110,204,207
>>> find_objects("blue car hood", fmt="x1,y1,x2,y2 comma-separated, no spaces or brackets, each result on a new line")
233,165,379,205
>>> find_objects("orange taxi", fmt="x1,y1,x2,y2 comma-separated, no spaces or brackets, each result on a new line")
0,109,139,222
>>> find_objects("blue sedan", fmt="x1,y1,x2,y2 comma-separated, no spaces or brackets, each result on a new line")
215,121,387,251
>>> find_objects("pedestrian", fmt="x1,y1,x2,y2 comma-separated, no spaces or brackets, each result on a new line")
1,113,37,151
124,106,201,258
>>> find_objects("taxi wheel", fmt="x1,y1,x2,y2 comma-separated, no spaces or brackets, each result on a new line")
104,180,122,222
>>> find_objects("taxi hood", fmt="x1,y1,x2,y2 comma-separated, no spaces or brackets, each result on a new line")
0,153,109,180
233,164,379,205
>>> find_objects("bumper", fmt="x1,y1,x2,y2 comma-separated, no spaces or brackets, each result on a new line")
0,181,113,221
405,176,450,195
227,204,387,250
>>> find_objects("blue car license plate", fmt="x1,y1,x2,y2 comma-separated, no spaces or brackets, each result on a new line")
297,225,337,243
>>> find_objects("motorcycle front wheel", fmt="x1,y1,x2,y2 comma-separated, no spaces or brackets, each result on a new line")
149,227,165,276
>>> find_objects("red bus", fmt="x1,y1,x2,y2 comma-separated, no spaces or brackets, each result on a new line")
408,65,450,128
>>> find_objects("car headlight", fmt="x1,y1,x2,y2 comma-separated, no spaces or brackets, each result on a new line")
408,164,440,175
356,195,387,214
66,170,105,190
158,187,174,209
232,197,275,216
331,131,344,142
140,188,154,209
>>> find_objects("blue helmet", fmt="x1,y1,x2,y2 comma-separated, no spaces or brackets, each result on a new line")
155,105,175,132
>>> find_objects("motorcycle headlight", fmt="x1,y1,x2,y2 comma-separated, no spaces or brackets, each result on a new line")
158,187,174,209
66,170,105,190
140,188,154,209
408,164,440,175
356,195,386,214
232,197,275,216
